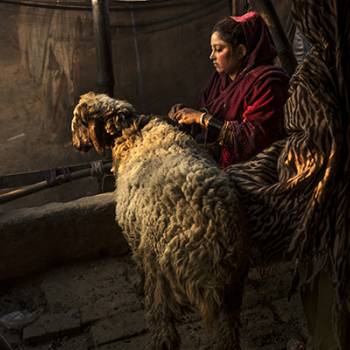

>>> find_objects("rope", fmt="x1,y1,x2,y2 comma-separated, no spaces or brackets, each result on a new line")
91,160,111,192
90,160,105,178
47,167,72,187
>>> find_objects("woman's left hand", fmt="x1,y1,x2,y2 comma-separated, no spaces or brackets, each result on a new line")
173,108,202,125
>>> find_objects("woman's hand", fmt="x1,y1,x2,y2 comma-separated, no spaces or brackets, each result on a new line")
168,103,185,121
172,107,202,125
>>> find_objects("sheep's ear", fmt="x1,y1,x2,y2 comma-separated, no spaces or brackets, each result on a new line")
71,112,91,152
88,120,105,155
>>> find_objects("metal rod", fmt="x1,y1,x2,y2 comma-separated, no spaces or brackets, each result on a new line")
91,0,114,96
0,159,112,189
249,0,297,76
0,335,13,350
0,163,112,205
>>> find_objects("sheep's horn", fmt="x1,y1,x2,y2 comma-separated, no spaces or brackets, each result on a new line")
88,119,105,155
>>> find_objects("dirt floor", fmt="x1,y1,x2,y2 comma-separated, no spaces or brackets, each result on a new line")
0,256,308,350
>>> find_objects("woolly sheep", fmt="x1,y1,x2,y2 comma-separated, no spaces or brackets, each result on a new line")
71,92,249,350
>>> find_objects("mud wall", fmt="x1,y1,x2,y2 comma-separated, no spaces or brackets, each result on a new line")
16,0,228,140
0,1,228,209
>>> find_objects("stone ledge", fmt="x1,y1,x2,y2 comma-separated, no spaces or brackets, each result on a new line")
81,291,142,325
89,310,147,348
22,309,81,344
0,193,129,281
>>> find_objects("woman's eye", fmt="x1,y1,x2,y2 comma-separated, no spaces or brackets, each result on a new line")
210,46,223,54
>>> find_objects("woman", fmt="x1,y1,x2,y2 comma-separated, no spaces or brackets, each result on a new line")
169,11,289,168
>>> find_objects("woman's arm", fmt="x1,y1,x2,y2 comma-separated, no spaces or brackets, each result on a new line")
219,80,288,166
172,79,288,166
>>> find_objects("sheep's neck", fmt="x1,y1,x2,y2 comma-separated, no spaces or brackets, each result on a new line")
112,123,142,162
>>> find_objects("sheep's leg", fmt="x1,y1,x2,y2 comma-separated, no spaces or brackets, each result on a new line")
131,256,145,297
134,267,145,297
214,280,246,350
144,254,180,350
212,308,241,350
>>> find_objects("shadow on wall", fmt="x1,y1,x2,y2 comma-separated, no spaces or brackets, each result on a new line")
0,0,228,209
16,0,229,141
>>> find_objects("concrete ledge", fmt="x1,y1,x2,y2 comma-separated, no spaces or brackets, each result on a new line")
0,193,129,281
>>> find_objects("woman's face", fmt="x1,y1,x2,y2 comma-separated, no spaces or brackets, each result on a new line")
210,31,245,79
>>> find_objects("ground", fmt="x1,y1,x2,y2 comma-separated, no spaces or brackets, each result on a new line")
0,257,308,350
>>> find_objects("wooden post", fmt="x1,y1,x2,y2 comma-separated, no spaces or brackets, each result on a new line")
249,0,297,76
231,0,244,16
231,0,251,16
91,0,114,96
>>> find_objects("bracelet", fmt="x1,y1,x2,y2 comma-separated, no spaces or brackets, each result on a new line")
207,116,224,130
199,112,207,127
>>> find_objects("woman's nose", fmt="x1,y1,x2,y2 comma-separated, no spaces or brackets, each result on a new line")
209,51,214,60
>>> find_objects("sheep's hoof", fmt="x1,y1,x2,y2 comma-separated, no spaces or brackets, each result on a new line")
154,340,179,350
131,269,145,297
213,341,241,350
132,277,144,297
152,329,180,350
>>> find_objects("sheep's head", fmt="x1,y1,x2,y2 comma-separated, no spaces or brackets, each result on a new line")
71,92,137,155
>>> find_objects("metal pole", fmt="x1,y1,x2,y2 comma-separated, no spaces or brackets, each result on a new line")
231,0,250,16
0,335,13,350
0,163,112,205
249,0,297,76
231,0,240,16
91,0,114,96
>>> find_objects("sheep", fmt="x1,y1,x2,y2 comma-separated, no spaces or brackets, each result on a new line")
71,92,249,350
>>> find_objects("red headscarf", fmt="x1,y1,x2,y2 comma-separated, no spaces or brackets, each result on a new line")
200,12,289,167
233,11,277,69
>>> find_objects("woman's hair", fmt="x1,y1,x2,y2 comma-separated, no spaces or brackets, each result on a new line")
212,17,246,49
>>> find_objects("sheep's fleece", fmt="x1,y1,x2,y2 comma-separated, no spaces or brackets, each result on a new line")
72,92,249,350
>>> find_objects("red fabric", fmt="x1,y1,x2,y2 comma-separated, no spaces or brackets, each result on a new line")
200,12,289,167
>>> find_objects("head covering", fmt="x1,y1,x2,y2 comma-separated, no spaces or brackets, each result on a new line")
231,11,277,70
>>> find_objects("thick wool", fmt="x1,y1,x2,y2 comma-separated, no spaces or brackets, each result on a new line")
72,94,249,350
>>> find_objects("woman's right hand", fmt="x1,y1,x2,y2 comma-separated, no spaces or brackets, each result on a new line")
173,107,202,125
168,103,185,121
